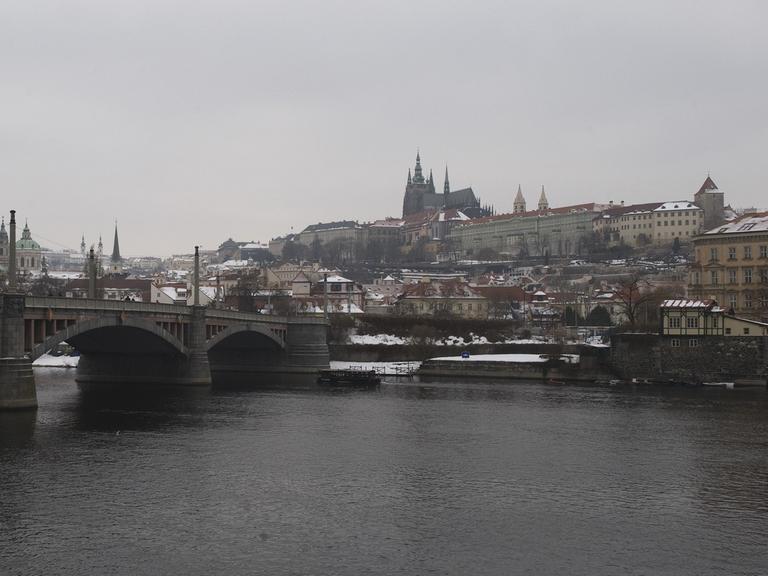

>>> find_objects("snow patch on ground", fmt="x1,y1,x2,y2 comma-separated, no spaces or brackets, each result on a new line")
348,334,411,345
429,353,580,364
349,333,557,346
33,354,80,368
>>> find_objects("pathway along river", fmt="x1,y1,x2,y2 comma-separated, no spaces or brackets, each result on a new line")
1,369,767,575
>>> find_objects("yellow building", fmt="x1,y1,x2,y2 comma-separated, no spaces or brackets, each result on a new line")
687,213,768,321
593,201,703,248
394,279,488,319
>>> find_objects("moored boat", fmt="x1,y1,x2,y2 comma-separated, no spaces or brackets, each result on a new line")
317,369,381,388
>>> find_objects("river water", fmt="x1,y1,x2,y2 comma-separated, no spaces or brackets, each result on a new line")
1,369,767,575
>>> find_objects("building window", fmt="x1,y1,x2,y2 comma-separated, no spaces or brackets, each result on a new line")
671,338,681,348
760,245,768,259
710,248,718,262
728,269,737,284
710,270,719,285
692,271,700,285
712,316,719,328
725,328,732,335
728,293,737,309
744,246,753,260
744,327,750,335
670,317,681,328
686,317,698,329
745,293,753,308
744,268,753,284
689,339,698,348
728,247,736,260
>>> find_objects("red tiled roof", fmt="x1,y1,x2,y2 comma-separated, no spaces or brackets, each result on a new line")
462,203,598,226
695,176,719,195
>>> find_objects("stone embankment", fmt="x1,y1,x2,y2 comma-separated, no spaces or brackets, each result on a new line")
331,343,613,382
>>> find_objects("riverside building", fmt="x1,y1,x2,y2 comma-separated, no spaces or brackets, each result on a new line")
687,213,768,321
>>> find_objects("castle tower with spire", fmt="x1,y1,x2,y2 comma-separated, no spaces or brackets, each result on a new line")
693,175,725,230
80,235,86,255
401,151,488,218
402,150,438,217
513,185,527,213
537,186,549,211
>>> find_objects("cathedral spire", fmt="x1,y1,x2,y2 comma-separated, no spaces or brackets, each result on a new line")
407,168,412,185
80,234,86,255
111,222,121,262
443,166,450,195
413,150,425,183
538,185,549,211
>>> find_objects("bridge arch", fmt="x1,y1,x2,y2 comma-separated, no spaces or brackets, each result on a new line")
29,316,189,361
206,323,285,352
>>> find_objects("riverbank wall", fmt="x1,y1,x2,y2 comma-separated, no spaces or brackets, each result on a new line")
611,334,768,385
331,343,613,381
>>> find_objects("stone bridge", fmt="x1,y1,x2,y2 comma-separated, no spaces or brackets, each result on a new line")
0,294,329,409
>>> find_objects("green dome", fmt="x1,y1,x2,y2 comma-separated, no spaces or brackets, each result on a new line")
16,238,41,250
16,223,41,250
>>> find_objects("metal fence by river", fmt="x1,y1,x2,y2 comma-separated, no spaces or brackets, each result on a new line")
1,370,766,575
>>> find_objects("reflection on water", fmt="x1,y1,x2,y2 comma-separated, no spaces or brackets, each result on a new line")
0,368,766,576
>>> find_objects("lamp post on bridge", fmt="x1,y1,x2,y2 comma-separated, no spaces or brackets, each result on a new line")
8,210,17,291
184,244,211,386
194,246,200,306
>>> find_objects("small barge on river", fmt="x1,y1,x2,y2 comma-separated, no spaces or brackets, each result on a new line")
317,369,381,388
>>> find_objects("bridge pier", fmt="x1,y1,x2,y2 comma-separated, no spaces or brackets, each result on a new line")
0,294,38,410
182,305,212,385
284,321,330,373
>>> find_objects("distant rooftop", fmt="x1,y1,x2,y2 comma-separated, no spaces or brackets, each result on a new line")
702,212,768,235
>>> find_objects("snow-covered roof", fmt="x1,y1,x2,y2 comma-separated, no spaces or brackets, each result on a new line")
660,299,715,309
702,213,768,235
241,242,268,249
160,286,186,300
653,201,699,212
200,286,217,299
320,275,352,283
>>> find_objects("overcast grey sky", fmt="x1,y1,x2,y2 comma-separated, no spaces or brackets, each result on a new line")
2,0,766,256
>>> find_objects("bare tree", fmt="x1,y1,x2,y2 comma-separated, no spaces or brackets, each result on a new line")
613,274,654,330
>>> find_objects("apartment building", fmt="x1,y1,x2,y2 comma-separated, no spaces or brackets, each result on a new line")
687,213,768,320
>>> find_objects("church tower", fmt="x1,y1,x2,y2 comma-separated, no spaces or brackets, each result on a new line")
108,223,123,275
537,185,549,211
513,185,527,213
80,235,86,255
443,167,450,195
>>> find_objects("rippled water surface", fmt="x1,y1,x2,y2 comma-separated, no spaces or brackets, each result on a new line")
1,369,767,575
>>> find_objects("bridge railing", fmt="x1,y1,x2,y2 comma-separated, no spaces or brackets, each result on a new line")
24,297,328,325
25,297,193,316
